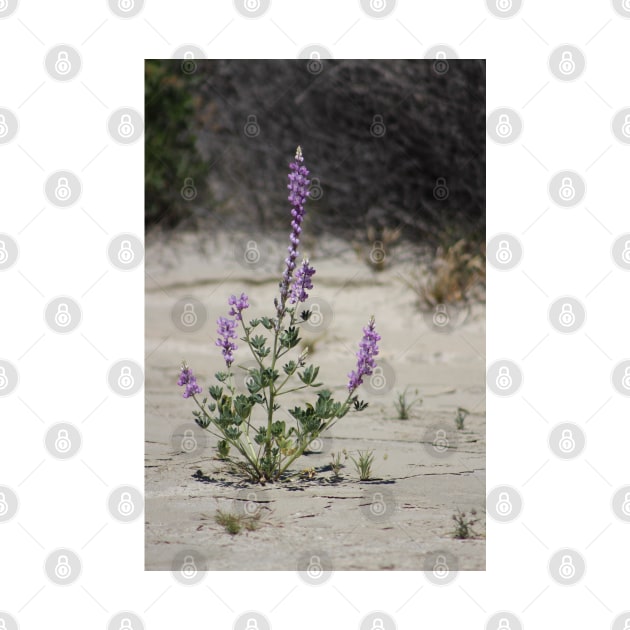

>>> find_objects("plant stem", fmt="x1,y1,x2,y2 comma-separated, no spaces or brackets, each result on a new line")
274,384,309,397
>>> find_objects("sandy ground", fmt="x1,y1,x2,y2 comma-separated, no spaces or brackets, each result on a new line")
145,231,486,571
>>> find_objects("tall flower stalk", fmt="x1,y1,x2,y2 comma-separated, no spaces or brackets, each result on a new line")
178,148,380,484
276,146,310,319
348,316,381,393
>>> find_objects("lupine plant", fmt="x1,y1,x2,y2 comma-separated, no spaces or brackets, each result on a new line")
178,147,381,484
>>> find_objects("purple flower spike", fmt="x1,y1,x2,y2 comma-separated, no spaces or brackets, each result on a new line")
347,316,381,393
278,146,310,315
178,364,202,398
216,316,238,367
228,292,249,321
290,259,316,304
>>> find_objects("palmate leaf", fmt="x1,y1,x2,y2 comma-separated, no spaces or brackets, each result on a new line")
283,360,297,376
279,326,300,349
298,365,320,386
233,394,253,419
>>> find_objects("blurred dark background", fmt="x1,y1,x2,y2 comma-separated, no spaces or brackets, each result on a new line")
145,59,485,246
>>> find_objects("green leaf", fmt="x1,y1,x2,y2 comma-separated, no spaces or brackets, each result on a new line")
209,385,223,401
234,394,253,419
250,335,267,349
195,415,210,429
215,372,229,383
260,316,273,330
260,368,279,387
254,426,267,445
283,361,297,376
298,365,320,386
279,326,300,349
224,427,242,440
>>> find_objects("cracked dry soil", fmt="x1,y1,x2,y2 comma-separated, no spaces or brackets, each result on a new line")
145,233,486,571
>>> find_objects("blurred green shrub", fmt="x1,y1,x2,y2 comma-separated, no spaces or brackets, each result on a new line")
145,60,209,230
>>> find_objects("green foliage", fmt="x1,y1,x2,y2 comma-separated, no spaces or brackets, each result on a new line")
145,60,210,229
348,449,375,481
393,387,422,420
214,509,261,535
217,439,230,459
190,312,359,484
452,508,480,539
455,407,469,430
330,450,348,478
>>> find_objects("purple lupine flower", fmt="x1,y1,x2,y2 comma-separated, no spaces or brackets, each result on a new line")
178,364,202,398
278,146,310,315
289,259,316,304
228,292,249,321
216,316,238,367
347,316,381,392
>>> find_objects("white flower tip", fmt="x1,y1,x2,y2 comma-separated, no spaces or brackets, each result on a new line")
295,146,302,160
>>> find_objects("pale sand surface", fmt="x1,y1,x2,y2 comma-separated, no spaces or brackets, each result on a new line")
145,231,485,571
